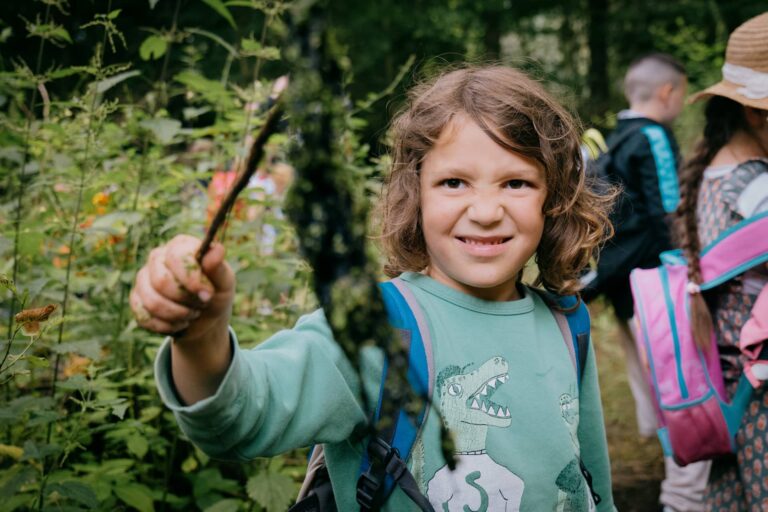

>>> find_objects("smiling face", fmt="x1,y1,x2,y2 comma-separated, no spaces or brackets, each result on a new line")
419,114,547,301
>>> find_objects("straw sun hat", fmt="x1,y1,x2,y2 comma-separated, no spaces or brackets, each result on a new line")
690,12,768,110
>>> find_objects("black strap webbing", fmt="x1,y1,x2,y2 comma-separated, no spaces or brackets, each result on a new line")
357,437,434,512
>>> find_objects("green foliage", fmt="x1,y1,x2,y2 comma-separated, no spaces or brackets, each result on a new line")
0,1,756,510
0,1,341,510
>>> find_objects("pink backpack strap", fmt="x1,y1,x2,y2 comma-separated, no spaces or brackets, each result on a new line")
698,211,768,290
696,211,768,388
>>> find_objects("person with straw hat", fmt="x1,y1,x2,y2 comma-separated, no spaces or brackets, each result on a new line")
675,11,768,511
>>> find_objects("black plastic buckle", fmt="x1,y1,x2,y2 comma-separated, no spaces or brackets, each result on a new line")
368,437,399,462
356,471,381,510
356,438,404,510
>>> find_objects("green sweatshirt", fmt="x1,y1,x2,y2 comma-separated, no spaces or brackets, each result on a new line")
155,272,616,511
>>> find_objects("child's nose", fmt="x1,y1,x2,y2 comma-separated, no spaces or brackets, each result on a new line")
467,193,504,225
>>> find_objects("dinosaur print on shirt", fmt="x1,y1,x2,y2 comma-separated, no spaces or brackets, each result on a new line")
427,356,525,511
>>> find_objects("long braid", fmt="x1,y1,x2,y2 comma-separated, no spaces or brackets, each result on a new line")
674,96,747,349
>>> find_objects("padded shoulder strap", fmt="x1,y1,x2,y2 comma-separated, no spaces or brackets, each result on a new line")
356,279,434,511
699,211,768,290
533,290,591,388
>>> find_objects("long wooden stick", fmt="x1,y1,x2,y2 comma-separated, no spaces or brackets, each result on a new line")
195,100,284,263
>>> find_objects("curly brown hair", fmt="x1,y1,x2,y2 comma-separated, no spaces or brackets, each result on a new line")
376,65,614,296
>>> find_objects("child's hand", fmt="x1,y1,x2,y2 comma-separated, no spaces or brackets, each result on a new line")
130,234,235,344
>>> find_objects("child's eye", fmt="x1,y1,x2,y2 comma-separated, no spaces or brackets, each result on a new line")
505,180,529,189
440,178,464,189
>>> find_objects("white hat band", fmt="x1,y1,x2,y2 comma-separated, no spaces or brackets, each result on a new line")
723,62,768,100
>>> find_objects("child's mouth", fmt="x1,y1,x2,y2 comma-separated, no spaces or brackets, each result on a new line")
457,236,511,246
456,236,511,257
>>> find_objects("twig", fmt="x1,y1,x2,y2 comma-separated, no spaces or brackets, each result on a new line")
195,101,284,263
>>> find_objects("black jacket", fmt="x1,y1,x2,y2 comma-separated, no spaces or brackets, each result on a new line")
589,116,681,294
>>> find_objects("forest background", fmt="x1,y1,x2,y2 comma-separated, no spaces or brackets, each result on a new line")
1,1,764,511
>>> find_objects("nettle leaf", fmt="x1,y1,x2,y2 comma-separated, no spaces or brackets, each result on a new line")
47,481,99,509
0,466,36,500
148,0,160,8
139,35,168,61
25,356,50,369
21,440,62,461
111,402,130,420
175,70,233,107
139,406,162,423
199,0,236,29
17,230,44,258
203,499,243,512
107,9,122,19
114,483,155,512
246,467,295,512
181,455,198,473
126,434,149,459
93,70,141,94
193,468,239,499
240,39,280,61
140,118,182,145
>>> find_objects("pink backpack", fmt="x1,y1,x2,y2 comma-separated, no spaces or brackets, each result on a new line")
629,212,768,465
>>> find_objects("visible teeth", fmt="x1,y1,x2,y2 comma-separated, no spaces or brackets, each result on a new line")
496,408,506,418
480,385,488,396
487,379,496,389
488,405,495,416
464,238,503,245
481,402,488,412
471,398,480,410
505,408,511,418
500,375,509,383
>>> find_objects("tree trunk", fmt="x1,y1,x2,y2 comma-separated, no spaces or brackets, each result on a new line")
587,0,610,118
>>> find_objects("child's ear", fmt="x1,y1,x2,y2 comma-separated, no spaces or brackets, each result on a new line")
656,83,674,103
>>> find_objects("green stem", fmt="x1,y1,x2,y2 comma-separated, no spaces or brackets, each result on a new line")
160,431,179,510
5,2,51,446
113,136,151,346
158,0,182,107
40,2,113,508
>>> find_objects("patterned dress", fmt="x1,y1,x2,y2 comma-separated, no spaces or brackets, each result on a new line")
700,159,768,512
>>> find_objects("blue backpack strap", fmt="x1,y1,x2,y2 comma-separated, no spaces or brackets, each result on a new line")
356,278,434,512
533,290,590,387
560,295,591,388
533,290,600,505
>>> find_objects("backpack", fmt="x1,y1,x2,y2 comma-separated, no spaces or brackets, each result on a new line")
629,211,768,466
582,127,636,194
289,278,599,511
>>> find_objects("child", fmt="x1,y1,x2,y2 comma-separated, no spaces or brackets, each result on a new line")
579,54,709,512
131,65,617,511
675,12,768,511
581,53,688,440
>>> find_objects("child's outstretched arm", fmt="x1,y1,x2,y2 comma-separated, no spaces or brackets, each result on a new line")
130,234,235,404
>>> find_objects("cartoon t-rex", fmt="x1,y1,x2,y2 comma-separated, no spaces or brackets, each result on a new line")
427,356,525,512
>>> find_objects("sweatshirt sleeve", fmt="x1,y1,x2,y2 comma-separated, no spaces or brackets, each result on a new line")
154,309,372,460
578,339,617,511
